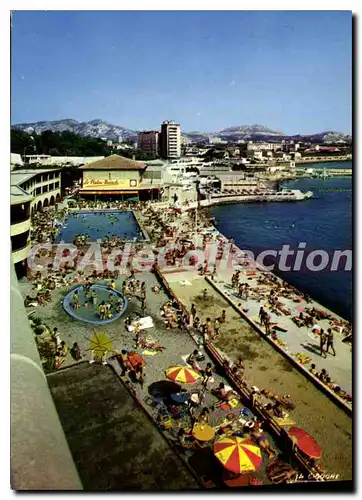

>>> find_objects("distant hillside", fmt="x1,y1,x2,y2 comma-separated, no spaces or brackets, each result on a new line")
12,119,138,142
12,119,352,144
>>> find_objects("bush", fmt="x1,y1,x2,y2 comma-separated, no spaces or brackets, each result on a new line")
34,325,45,335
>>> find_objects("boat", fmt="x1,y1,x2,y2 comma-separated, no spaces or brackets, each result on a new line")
321,167,329,179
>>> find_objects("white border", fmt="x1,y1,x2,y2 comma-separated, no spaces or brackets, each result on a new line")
2,4,358,499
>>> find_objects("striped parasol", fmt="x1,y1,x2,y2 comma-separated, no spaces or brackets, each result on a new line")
214,436,263,474
165,365,201,384
85,330,118,358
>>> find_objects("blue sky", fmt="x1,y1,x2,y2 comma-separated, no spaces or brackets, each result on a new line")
11,11,352,134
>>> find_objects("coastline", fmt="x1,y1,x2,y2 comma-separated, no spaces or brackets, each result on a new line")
295,156,352,164
168,201,350,323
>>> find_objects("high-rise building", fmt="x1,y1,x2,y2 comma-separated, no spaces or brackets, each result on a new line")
137,131,159,156
159,121,181,159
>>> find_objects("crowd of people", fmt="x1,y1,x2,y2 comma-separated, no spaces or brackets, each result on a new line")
229,267,352,407
24,195,351,485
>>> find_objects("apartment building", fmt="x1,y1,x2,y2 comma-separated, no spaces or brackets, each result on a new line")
10,167,62,277
159,121,181,159
11,168,62,215
11,185,33,277
137,130,159,156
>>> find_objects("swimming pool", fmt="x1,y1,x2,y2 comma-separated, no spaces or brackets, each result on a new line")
55,210,145,243
63,284,127,325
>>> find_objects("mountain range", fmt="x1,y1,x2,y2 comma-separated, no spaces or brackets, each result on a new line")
12,119,352,144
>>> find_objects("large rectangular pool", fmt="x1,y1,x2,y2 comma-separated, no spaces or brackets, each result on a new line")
55,210,144,243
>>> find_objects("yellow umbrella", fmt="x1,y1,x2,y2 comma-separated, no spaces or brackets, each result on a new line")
214,436,263,474
165,365,201,384
85,330,117,357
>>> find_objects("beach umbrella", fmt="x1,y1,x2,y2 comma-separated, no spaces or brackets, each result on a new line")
165,365,201,384
214,437,263,474
148,380,181,397
85,330,117,357
288,427,322,459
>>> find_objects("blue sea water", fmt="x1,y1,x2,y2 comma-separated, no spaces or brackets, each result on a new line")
211,162,352,320
55,210,143,243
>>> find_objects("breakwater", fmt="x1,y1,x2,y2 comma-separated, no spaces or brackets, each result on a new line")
295,156,352,164
296,168,352,177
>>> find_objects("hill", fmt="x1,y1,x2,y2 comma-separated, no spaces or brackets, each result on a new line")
12,119,352,144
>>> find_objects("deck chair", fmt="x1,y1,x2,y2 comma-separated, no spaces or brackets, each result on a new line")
200,475,216,489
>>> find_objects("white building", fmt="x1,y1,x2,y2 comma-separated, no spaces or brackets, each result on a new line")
24,155,105,167
10,166,62,277
11,153,24,169
247,142,282,152
210,137,227,144
11,168,62,214
160,120,181,159
11,185,33,276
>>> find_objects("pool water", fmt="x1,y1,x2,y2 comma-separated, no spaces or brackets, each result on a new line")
63,284,127,325
55,210,144,243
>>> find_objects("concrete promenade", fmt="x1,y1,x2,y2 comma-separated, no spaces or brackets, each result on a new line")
210,270,352,396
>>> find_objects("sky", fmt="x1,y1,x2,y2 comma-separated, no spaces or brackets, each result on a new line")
11,10,352,134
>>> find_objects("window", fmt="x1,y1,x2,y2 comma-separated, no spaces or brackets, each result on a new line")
11,230,30,252
11,203,30,224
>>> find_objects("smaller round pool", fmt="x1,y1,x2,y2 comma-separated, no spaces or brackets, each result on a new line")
63,284,127,325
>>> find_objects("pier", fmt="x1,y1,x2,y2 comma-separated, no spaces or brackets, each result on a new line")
295,167,352,177
295,156,352,165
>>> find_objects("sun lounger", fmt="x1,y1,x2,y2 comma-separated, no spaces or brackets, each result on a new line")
127,316,154,332
273,416,296,427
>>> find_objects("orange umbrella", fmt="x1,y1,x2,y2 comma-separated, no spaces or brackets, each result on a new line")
165,365,200,384
214,436,263,474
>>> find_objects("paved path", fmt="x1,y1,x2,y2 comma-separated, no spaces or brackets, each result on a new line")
212,269,352,395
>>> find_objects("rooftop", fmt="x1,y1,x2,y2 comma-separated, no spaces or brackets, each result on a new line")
47,363,198,491
10,185,33,204
10,153,24,166
11,168,61,185
144,160,166,167
80,155,145,171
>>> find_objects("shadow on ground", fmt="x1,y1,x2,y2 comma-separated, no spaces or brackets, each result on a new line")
47,362,199,491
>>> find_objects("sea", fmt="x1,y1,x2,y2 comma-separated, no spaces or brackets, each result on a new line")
211,162,352,321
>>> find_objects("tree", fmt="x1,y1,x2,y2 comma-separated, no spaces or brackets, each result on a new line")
11,129,113,157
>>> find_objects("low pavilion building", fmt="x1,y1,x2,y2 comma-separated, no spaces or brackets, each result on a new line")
78,154,162,201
